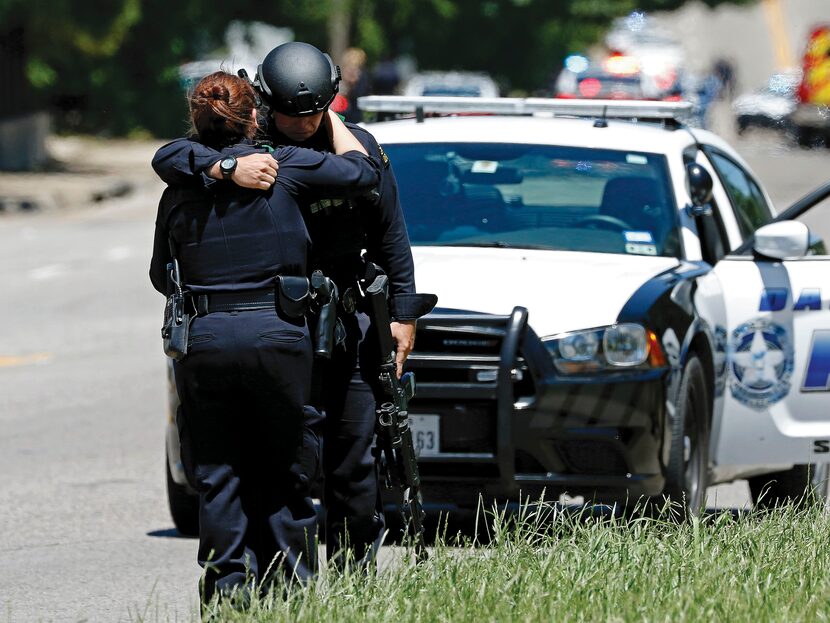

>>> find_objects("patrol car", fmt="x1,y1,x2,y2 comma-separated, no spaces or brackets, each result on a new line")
359,95,830,514
164,96,830,535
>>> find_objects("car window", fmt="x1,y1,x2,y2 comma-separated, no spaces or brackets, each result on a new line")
794,195,830,257
421,86,484,97
384,142,680,258
707,150,773,240
691,152,732,262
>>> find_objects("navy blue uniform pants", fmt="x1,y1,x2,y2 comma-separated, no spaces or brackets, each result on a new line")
310,310,385,567
174,309,318,602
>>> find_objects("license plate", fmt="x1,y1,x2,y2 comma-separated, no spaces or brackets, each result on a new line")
409,414,440,457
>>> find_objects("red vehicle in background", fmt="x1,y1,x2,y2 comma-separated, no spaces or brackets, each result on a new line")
791,25,830,147
556,54,647,101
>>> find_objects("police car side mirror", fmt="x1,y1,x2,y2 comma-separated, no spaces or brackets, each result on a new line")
753,220,810,260
686,163,714,208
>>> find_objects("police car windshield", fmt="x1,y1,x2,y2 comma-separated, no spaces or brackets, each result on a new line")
385,142,680,258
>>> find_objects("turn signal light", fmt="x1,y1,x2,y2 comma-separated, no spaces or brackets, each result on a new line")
647,330,667,367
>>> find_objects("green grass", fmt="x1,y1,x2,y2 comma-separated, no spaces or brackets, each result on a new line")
161,500,830,623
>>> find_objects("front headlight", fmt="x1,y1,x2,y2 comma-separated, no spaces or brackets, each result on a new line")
544,323,661,374
603,323,648,366
559,330,600,361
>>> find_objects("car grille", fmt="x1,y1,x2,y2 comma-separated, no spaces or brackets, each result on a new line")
405,315,536,416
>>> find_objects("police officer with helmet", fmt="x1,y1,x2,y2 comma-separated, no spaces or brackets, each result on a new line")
153,42,434,568
150,70,381,604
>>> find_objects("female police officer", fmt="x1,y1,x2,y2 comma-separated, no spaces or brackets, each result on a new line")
149,71,379,604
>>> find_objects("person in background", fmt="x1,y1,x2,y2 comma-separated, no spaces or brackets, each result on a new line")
149,70,379,605
338,47,371,123
713,57,737,100
372,55,402,95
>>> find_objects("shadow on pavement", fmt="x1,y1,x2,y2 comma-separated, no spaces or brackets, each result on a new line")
147,527,196,539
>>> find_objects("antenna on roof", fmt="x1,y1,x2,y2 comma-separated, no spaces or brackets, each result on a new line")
594,105,609,128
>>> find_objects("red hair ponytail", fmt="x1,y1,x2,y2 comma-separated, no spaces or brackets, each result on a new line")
189,71,258,147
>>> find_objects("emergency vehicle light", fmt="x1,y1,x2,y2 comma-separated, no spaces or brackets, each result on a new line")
357,95,693,121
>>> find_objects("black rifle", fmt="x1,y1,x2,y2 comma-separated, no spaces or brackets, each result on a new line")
364,273,428,561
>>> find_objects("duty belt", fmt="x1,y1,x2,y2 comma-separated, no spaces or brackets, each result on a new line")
191,288,275,315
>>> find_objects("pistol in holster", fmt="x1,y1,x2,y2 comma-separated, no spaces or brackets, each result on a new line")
276,270,342,359
309,270,340,359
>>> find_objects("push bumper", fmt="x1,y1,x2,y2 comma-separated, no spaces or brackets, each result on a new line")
404,307,668,506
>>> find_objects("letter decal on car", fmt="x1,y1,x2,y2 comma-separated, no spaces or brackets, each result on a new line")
802,330,830,392
793,288,822,311
759,288,788,312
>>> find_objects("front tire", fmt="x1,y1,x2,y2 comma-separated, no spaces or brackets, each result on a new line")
662,355,710,517
166,450,199,537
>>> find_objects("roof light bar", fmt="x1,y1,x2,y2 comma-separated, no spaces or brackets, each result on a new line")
357,95,693,121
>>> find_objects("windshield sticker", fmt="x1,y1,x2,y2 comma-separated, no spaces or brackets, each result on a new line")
625,242,658,255
623,230,654,243
626,154,648,165
471,160,499,174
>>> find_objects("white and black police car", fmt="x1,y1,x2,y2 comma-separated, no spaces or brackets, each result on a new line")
165,96,830,534
356,95,830,514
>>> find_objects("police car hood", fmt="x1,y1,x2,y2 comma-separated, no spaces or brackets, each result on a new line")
412,247,679,337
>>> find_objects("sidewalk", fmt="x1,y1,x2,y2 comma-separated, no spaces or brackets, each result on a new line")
0,135,165,214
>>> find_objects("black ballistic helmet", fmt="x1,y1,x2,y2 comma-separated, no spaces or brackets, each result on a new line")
255,42,341,116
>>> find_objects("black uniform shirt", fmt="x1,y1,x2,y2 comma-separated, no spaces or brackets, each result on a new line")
149,143,379,295
152,121,424,319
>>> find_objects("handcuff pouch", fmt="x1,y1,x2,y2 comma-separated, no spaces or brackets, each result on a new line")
276,276,311,318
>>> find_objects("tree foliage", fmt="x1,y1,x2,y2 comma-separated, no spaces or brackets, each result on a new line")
1,0,750,136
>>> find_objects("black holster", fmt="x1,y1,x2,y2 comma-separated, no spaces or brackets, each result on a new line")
309,270,340,359
276,272,342,358
161,260,190,360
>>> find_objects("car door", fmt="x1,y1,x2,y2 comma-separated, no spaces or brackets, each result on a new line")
710,167,830,468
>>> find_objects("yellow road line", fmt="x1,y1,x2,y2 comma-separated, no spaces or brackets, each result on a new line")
0,353,52,367
762,0,796,70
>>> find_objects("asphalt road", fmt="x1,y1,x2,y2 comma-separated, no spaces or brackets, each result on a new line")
1,124,829,622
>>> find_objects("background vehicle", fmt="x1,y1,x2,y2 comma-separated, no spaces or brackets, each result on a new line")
355,95,830,515
732,71,800,135
553,13,689,103
555,62,647,100
402,71,499,98
604,13,687,101
792,25,830,147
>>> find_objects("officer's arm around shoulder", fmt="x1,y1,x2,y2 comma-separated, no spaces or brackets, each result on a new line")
152,137,222,186
275,145,379,195
344,123,382,157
